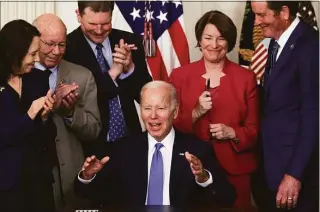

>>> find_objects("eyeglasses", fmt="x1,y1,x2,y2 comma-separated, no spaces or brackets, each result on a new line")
40,39,67,50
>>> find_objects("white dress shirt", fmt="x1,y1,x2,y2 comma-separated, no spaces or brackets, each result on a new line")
276,17,300,60
78,128,213,205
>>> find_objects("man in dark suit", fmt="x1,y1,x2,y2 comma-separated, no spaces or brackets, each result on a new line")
75,81,236,208
251,1,319,211
64,1,152,149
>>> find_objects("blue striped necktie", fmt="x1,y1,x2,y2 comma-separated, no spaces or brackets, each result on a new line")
147,143,164,205
96,43,126,142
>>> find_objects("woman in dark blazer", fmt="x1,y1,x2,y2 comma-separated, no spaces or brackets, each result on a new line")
0,20,56,212
170,11,259,209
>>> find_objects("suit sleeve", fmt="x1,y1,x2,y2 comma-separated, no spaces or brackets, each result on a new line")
200,141,236,207
169,68,194,133
286,38,319,180
66,71,101,141
230,73,259,152
0,91,53,149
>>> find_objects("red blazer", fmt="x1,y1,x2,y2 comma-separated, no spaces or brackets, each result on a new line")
170,58,259,175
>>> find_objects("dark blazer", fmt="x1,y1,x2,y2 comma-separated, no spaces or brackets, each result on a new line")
170,59,259,175
64,27,152,142
262,20,319,190
75,130,236,208
0,70,56,191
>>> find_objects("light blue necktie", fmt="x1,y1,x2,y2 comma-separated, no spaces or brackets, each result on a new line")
96,44,126,142
147,143,164,205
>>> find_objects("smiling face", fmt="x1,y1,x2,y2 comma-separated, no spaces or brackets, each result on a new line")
38,23,66,69
200,23,228,64
77,8,112,44
251,1,289,40
19,36,40,74
140,86,179,142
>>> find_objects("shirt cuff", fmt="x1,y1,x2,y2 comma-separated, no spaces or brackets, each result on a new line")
196,169,213,187
118,64,135,80
78,170,96,184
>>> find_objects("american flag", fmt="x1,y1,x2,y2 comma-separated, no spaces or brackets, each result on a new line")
249,1,318,84
249,38,269,83
115,1,190,81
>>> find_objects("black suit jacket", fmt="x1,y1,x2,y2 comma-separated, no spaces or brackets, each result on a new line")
0,70,56,190
64,27,152,143
75,130,236,208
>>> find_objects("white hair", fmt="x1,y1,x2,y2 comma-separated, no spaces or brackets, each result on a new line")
140,80,178,108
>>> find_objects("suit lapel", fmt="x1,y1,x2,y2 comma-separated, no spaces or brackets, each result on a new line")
169,131,189,203
75,27,105,79
191,59,209,102
265,21,304,90
139,133,149,202
108,30,119,54
56,60,70,85
263,39,276,103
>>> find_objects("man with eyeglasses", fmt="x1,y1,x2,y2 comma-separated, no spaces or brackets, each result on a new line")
32,13,101,211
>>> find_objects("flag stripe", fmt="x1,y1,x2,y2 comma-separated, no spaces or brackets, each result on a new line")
168,20,190,67
157,30,181,76
147,45,169,81
178,16,186,33
251,44,265,62
256,67,265,77
251,52,267,70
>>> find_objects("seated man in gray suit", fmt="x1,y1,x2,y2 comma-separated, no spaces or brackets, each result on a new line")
33,14,101,211
76,81,236,208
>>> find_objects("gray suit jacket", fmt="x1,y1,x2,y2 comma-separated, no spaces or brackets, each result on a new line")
53,59,101,205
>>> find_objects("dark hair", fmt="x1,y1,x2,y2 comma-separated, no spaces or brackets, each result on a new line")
267,1,299,21
0,19,40,85
195,10,237,52
78,1,115,16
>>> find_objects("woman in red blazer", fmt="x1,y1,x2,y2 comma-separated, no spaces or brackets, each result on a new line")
170,10,259,209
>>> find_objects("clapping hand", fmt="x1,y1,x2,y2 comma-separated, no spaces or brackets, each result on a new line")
185,151,209,183
28,96,47,120
81,155,110,180
60,82,79,115
113,39,136,73
53,82,79,114
41,90,55,121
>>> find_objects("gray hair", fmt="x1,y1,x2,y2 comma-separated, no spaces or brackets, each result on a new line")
140,81,178,108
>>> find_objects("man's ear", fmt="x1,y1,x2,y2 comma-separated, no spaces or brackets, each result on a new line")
173,104,179,119
280,6,290,21
75,9,81,23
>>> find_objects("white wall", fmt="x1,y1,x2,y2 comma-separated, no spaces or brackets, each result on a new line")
0,1,55,27
55,2,78,34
